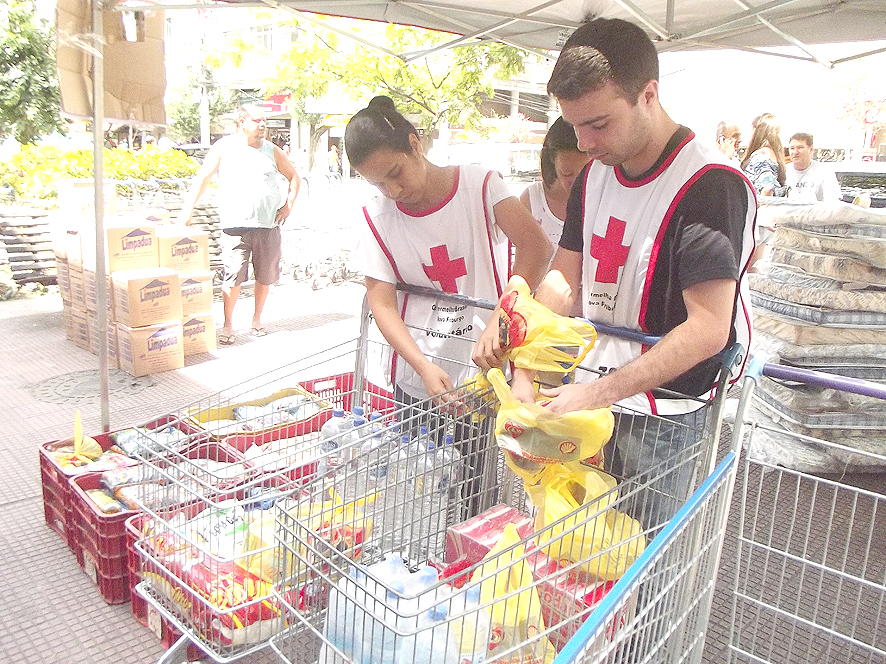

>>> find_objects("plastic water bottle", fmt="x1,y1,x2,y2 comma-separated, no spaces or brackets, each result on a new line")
359,554,411,664
317,409,347,480
407,604,458,664
447,584,491,663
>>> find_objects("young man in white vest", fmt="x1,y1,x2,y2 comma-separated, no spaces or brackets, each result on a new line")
786,132,842,202
501,18,757,529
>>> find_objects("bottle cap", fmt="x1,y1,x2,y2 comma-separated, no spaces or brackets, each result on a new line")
352,406,365,416
401,434,411,445
370,412,383,421
353,418,366,427
445,434,454,445
332,408,345,417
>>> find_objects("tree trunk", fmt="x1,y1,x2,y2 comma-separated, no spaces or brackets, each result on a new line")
307,124,330,171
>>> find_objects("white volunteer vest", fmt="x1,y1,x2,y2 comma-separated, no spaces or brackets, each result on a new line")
578,133,756,415
364,165,510,397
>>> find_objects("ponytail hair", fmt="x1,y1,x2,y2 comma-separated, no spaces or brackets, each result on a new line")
344,96,419,167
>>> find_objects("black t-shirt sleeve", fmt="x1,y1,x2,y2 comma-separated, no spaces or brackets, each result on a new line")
674,167,748,290
558,162,592,252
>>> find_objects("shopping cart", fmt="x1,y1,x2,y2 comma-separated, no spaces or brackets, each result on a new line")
127,286,743,664
265,291,744,664
725,360,886,664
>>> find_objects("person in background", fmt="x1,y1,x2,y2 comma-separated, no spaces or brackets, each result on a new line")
786,132,842,202
741,115,788,197
715,121,742,161
177,103,300,344
348,95,551,406
476,18,755,530
519,116,592,249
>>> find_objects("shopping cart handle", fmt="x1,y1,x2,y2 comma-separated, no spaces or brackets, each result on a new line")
762,362,886,400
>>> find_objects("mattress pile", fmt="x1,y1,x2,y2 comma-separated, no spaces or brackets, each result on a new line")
748,201,886,472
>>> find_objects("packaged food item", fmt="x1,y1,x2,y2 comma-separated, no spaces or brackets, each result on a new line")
101,466,142,492
114,481,186,511
86,488,124,514
443,504,535,586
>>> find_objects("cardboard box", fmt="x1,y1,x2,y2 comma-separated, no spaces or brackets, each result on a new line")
113,267,182,328
179,271,214,316
182,312,217,356
64,226,83,271
56,179,117,218
156,225,210,274
104,221,159,273
117,321,184,378
57,259,71,302
68,267,85,310
87,310,119,368
82,267,114,315
66,305,90,350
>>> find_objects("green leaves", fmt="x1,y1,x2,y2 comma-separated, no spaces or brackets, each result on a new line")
0,2,64,144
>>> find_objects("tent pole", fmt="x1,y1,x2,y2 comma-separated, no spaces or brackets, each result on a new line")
92,0,110,432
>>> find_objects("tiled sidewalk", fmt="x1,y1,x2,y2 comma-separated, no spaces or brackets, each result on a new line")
0,279,365,663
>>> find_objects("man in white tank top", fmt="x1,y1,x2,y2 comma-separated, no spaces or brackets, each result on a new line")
498,19,756,530
178,104,300,344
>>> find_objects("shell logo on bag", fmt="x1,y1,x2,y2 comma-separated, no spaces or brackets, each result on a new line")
558,441,577,455
503,420,525,438
489,625,503,650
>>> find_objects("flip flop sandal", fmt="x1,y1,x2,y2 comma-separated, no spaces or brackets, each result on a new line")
251,327,268,337
218,332,235,345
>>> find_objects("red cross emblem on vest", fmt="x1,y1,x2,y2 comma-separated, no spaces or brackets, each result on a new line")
422,244,467,293
590,217,630,284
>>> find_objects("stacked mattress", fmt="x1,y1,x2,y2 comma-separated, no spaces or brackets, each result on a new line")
748,201,886,472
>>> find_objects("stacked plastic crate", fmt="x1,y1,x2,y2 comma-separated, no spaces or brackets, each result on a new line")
748,200,886,471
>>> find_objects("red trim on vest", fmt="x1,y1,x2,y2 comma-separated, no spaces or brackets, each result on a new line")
396,166,461,217
364,207,404,282
638,162,742,331
482,170,505,298
644,390,659,416
615,131,696,188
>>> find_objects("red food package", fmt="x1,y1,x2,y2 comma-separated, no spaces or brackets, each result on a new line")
525,549,629,651
178,556,285,647
444,504,535,583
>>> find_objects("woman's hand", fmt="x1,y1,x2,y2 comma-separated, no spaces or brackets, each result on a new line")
418,362,456,403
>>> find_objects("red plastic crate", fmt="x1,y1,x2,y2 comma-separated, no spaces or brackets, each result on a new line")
298,372,394,415
70,472,137,588
40,430,119,554
81,546,130,604
39,415,201,553
126,512,208,661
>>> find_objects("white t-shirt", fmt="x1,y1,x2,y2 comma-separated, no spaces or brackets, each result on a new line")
786,160,842,203
354,165,512,397
526,181,564,246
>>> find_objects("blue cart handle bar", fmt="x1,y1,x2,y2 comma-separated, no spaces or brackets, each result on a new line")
394,283,741,370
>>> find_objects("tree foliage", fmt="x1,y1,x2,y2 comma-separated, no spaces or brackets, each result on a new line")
259,20,528,167
166,67,237,143
0,1,65,144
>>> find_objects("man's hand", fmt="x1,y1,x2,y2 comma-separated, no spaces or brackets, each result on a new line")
472,310,506,371
275,202,291,225
510,369,538,404
537,381,611,413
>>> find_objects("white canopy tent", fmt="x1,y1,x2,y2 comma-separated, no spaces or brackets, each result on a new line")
119,0,886,67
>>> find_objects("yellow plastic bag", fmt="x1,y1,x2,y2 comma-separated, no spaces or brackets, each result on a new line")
55,411,103,470
534,469,645,582
487,367,614,466
281,488,378,569
472,523,557,664
497,276,597,373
